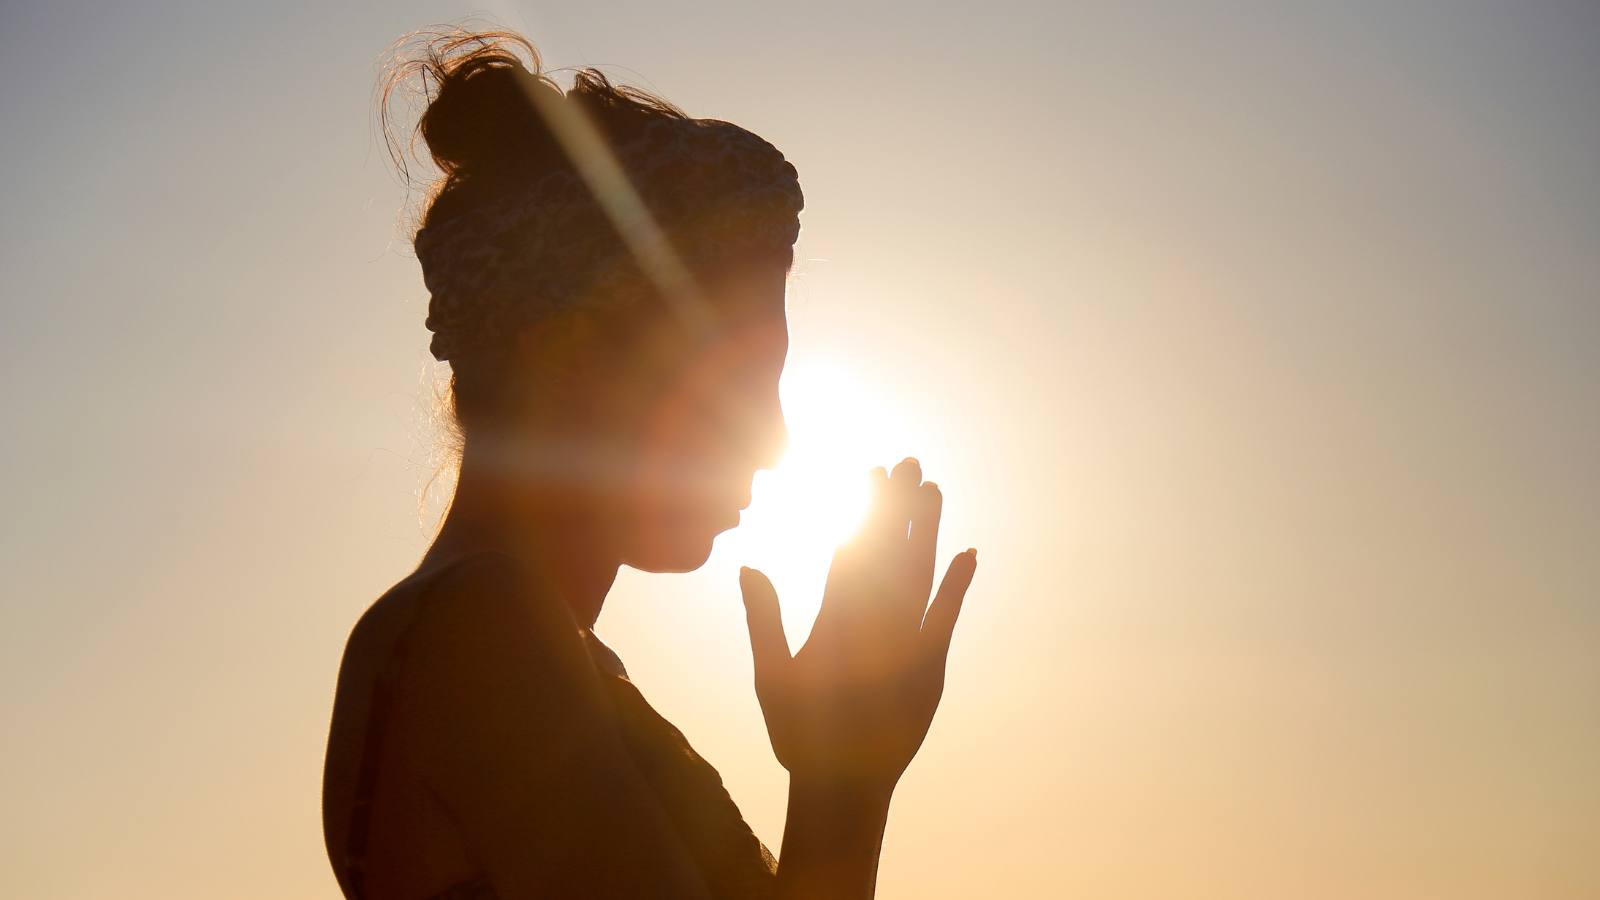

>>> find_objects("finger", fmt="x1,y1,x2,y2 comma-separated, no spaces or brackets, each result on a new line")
888,457,923,536
822,470,881,603
890,456,922,486
824,466,887,626
852,465,892,548
907,481,943,606
920,549,977,654
739,567,791,675
864,458,919,544
863,457,920,598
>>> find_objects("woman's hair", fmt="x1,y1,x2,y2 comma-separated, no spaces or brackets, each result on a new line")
379,26,687,233
379,27,689,435
377,25,802,439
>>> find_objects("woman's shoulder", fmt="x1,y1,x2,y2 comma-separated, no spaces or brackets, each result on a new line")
364,550,610,720
331,550,582,733
347,551,561,660
323,551,594,891
325,550,589,796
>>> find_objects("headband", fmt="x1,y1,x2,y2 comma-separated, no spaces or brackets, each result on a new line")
413,116,804,363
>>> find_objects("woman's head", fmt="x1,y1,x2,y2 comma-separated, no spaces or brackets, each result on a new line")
383,27,802,571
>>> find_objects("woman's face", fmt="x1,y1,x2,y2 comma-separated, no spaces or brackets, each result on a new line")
594,256,791,572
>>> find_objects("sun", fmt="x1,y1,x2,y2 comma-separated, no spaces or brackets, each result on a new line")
714,362,920,641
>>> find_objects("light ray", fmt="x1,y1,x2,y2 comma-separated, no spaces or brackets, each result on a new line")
517,78,717,335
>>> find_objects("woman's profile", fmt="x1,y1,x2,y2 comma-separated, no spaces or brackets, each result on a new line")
323,26,978,900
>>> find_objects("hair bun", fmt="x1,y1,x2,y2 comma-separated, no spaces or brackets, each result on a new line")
379,25,689,228
421,59,564,180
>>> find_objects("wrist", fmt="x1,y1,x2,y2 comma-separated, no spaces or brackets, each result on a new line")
787,771,896,814
778,773,894,899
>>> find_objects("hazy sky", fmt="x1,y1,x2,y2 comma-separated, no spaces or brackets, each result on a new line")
2,1,1597,898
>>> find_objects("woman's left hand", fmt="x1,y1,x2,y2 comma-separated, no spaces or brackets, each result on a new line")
739,458,978,791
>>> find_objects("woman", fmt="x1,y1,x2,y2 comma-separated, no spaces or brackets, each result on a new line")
324,27,978,900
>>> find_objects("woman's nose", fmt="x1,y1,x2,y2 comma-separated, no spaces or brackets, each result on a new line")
759,404,789,471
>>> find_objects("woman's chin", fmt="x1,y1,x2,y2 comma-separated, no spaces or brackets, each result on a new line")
623,513,733,574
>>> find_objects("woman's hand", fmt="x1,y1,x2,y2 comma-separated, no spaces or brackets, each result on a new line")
740,458,977,790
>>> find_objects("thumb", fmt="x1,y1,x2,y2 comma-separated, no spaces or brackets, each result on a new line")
739,567,791,675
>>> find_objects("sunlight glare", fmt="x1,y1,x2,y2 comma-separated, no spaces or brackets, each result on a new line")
717,363,920,644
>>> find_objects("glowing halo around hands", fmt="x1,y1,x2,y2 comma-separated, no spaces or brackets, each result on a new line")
739,456,978,787
714,362,933,644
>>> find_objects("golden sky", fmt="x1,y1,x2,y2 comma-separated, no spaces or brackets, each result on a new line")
2,1,1597,898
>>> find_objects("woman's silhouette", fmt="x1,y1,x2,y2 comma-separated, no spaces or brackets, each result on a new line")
323,27,978,900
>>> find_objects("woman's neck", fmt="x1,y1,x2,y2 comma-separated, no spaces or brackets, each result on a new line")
424,440,621,630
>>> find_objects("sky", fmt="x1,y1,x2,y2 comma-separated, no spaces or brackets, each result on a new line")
2,1,1597,898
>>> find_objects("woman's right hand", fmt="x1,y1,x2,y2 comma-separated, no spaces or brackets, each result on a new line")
739,458,977,791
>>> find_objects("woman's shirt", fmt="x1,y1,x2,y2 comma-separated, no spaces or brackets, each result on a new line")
322,551,778,900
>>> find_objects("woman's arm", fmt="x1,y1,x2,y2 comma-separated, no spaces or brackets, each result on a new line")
773,776,892,900
742,459,979,900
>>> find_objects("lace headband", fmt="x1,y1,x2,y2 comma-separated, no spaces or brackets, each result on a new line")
413,117,803,363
